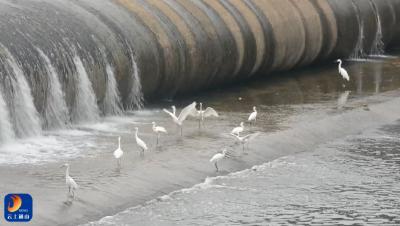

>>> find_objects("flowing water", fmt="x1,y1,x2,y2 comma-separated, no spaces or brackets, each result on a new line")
0,54,400,226
71,56,100,123
103,63,123,116
370,0,385,56
0,88,14,143
88,124,400,225
1,46,42,138
36,47,70,129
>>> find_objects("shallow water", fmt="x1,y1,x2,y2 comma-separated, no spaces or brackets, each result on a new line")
87,122,400,226
1,56,400,226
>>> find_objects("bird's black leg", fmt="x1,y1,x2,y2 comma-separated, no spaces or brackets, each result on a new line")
215,162,219,172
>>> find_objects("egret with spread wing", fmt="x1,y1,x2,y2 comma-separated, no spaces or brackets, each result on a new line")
231,132,260,151
192,102,219,129
163,102,197,136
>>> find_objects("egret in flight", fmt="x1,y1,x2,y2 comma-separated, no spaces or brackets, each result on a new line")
163,102,197,136
113,136,123,167
152,122,167,145
61,163,78,199
192,102,219,129
231,122,244,136
134,127,148,157
336,59,350,82
210,149,227,172
230,132,260,151
248,106,257,125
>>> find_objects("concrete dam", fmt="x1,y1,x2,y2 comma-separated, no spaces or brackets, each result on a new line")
0,0,400,142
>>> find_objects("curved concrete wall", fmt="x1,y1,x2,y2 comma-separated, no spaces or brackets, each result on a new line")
0,0,399,133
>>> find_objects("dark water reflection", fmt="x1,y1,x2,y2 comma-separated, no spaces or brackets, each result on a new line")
159,54,400,112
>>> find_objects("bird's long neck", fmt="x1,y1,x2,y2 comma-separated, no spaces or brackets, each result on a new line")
135,130,138,139
338,61,342,71
118,139,121,149
65,166,70,178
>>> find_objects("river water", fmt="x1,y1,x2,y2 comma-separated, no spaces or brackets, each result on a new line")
1,54,400,226
87,123,400,226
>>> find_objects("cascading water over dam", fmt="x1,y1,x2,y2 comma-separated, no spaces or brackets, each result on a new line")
0,0,400,143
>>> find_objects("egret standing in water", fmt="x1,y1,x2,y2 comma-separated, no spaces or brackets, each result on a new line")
163,102,197,136
192,102,219,129
230,132,260,151
61,163,78,199
248,106,257,125
210,149,227,172
231,122,244,136
134,127,148,157
152,122,167,145
113,136,123,167
336,59,350,82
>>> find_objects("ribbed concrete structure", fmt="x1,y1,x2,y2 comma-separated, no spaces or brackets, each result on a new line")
0,0,399,138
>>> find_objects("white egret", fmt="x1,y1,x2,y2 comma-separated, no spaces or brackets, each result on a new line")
248,106,257,125
171,105,176,116
336,59,350,81
230,132,260,151
192,102,219,129
210,149,227,172
152,121,167,145
113,136,123,166
60,163,78,198
134,127,148,157
231,122,244,136
163,102,197,136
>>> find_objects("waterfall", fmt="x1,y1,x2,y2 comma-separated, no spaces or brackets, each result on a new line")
0,88,14,143
350,2,365,59
103,63,122,116
71,56,100,123
370,1,385,55
2,47,42,138
36,48,70,129
127,46,143,109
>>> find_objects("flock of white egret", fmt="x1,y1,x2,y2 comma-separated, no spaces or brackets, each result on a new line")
62,59,350,199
